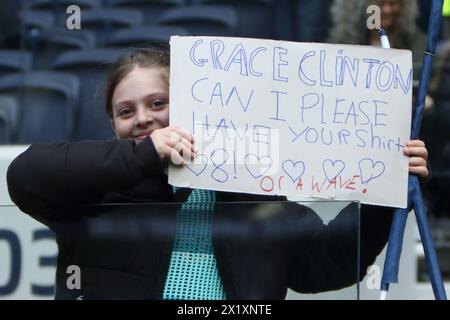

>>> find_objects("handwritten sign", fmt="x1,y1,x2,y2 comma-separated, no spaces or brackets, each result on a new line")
168,36,412,208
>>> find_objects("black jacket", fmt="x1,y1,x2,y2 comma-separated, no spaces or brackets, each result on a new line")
6,137,393,299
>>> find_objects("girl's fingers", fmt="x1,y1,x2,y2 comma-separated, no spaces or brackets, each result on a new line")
172,138,195,162
178,137,196,155
165,133,196,158
403,146,428,159
173,127,195,143
404,141,429,178
181,138,197,160
162,127,195,151
165,126,194,144
408,156,427,167
406,140,425,148
167,146,185,166
404,140,427,158
409,165,429,178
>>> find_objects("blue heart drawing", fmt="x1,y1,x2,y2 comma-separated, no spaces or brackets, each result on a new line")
358,158,386,184
282,160,306,183
185,154,208,176
322,159,345,182
244,154,273,179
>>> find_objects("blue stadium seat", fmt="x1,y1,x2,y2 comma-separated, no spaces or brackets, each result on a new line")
24,0,103,27
24,0,103,10
0,72,80,143
78,9,145,45
20,9,55,30
51,48,128,141
0,0,21,48
0,50,33,76
293,0,333,42
108,0,185,25
192,0,274,38
158,5,238,36
0,95,19,144
104,26,189,47
32,28,97,69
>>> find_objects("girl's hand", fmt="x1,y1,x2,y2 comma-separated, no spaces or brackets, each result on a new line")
403,140,429,178
150,126,196,165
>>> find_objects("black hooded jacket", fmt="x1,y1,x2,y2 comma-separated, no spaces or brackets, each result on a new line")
6,137,393,299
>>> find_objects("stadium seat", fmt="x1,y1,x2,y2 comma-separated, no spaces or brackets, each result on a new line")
51,48,128,141
24,0,103,10
108,0,185,25
192,0,274,38
0,0,21,49
77,9,145,45
104,26,189,47
158,5,238,36
24,0,104,27
0,50,33,76
20,9,55,30
0,71,80,143
0,95,19,144
32,28,97,69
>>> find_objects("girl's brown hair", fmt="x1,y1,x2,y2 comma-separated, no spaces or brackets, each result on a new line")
105,46,170,118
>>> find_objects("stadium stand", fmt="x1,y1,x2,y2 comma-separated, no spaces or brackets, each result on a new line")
192,0,274,39
23,0,104,27
0,50,33,76
108,0,185,25
104,26,189,47
31,29,97,69
20,9,55,30
24,0,103,10
76,8,145,45
158,5,238,36
0,0,21,49
51,48,127,141
0,95,19,144
0,72,79,143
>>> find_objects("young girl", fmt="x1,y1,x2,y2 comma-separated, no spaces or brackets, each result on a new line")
7,47,430,300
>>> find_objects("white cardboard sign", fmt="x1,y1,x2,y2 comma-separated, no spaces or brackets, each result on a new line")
169,36,412,208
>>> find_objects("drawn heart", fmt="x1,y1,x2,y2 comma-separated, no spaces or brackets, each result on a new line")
358,158,386,184
244,154,273,179
322,159,345,182
282,160,306,183
185,154,208,176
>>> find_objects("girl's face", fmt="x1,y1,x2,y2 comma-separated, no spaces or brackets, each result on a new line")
111,66,169,144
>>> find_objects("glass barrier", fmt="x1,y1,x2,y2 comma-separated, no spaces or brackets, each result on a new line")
0,200,364,300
